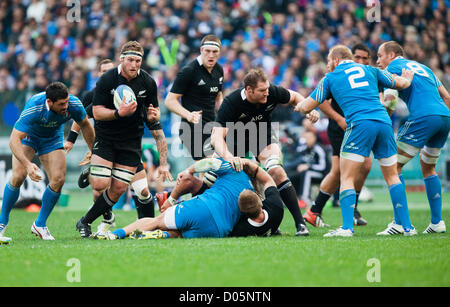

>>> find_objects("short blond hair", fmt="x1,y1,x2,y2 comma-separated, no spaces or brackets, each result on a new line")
120,41,144,56
329,45,353,61
238,190,262,219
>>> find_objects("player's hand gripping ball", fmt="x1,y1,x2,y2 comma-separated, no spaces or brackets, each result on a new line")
113,84,137,110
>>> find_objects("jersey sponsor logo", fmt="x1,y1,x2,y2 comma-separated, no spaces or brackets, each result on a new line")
344,142,359,150
251,115,263,122
137,90,147,98
210,87,219,93
198,79,206,86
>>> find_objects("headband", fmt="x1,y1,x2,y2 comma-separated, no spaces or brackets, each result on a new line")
120,51,143,59
201,41,221,49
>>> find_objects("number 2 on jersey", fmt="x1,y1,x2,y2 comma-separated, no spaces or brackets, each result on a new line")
345,67,369,89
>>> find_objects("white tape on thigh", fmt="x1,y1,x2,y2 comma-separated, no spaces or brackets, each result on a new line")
420,153,439,165
90,164,112,178
378,155,397,166
423,146,441,157
264,155,282,171
340,152,365,163
163,205,178,230
397,141,420,157
111,167,135,184
131,178,150,200
397,154,413,165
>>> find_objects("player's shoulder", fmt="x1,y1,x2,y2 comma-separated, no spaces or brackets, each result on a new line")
27,91,47,106
138,69,157,86
224,87,245,104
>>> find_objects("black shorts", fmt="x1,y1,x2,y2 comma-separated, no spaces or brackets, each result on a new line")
92,136,142,167
179,121,213,161
327,121,345,156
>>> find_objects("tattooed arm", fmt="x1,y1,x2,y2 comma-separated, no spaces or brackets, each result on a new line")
150,128,173,182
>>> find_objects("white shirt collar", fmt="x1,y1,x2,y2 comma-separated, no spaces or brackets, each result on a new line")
240,88,247,100
196,55,203,66
247,210,269,227
117,64,140,76
338,59,354,66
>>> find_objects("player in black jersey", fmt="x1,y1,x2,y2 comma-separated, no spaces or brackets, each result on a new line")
303,43,373,227
165,35,224,160
211,68,320,236
229,159,284,237
76,41,171,238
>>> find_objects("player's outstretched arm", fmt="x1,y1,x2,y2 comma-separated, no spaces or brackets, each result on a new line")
149,129,173,182
392,68,414,90
210,126,234,160
76,116,95,151
64,121,81,153
437,85,450,109
318,99,346,130
164,92,202,124
242,159,276,191
294,97,320,123
9,129,42,182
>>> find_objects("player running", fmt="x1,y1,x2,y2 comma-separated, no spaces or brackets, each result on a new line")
0,82,94,243
295,45,415,237
210,68,320,236
377,41,450,235
165,34,224,160
75,41,170,238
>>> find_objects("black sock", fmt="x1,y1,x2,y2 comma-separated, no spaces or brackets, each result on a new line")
83,190,115,224
311,190,332,214
355,192,360,209
277,180,305,227
133,193,155,219
103,209,113,221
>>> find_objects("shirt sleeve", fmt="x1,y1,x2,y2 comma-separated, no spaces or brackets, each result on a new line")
309,76,331,104
170,65,194,95
93,74,112,107
69,95,87,123
271,84,291,104
215,96,238,127
374,67,396,89
14,109,35,134
146,77,159,108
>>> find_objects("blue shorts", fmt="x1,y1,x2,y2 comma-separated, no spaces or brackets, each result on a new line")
164,197,220,238
341,120,397,159
21,134,64,156
397,115,450,149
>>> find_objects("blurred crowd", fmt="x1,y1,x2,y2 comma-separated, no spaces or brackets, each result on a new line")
0,0,449,137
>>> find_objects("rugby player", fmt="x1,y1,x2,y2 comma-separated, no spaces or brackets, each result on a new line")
92,158,254,240
0,82,94,242
75,41,170,238
377,41,450,235
210,68,320,236
295,45,415,237
165,34,224,160
304,43,374,227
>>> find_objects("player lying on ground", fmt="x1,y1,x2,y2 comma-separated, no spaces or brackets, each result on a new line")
92,157,284,239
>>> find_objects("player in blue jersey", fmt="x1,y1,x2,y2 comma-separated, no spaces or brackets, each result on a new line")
377,41,450,235
0,82,94,243
91,158,254,240
295,45,416,237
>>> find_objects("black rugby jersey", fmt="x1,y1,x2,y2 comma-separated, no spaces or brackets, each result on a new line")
93,65,159,140
170,56,224,123
216,83,291,126
229,187,284,237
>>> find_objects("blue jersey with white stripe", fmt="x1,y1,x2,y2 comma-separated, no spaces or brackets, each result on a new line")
386,57,449,120
310,61,396,125
197,158,254,237
14,92,86,139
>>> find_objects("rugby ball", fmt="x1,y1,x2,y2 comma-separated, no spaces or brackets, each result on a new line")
113,84,136,110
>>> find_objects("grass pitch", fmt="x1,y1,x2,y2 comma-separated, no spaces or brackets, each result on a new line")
0,189,448,287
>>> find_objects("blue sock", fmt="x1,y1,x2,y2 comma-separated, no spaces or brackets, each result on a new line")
424,175,442,224
112,228,126,239
35,186,60,227
389,183,412,231
0,183,21,225
339,189,356,230
162,231,170,238
394,174,405,225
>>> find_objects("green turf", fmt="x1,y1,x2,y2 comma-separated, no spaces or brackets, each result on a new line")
0,189,448,287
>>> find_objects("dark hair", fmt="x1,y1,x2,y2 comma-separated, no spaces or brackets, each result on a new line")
382,41,404,57
97,58,113,71
201,34,221,47
352,43,370,56
243,68,268,89
45,82,68,102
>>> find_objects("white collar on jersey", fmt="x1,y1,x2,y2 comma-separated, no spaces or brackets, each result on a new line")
394,56,404,60
247,209,269,227
45,99,49,110
196,55,203,66
117,64,140,76
338,59,354,66
240,88,247,100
